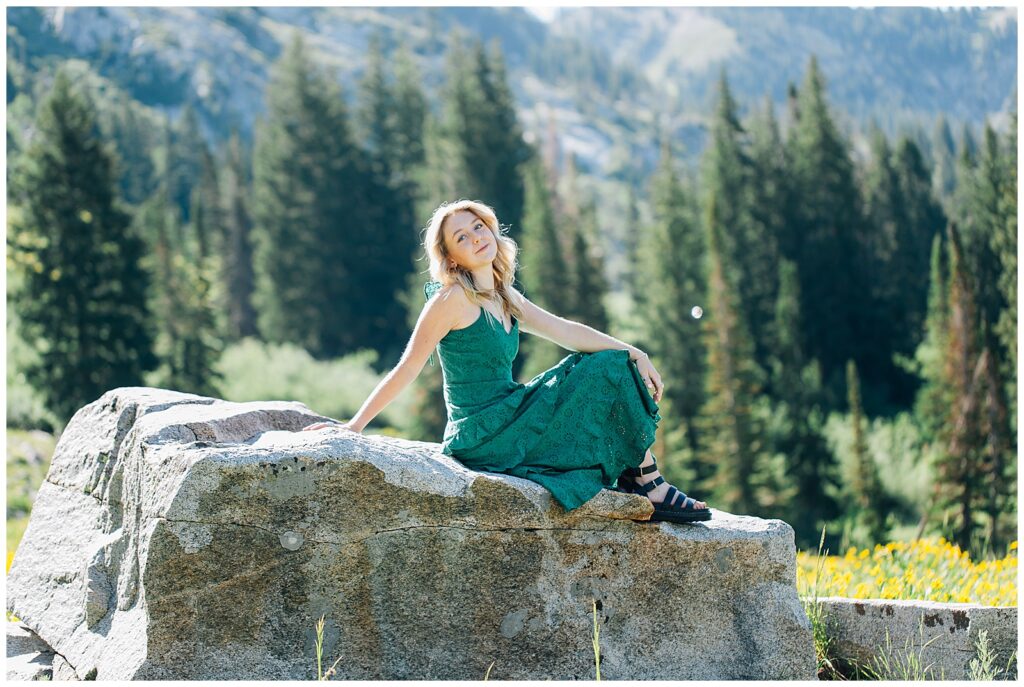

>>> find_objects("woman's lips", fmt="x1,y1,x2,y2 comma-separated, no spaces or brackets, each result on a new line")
475,243,489,254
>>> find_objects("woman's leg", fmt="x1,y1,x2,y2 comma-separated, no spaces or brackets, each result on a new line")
635,448,708,509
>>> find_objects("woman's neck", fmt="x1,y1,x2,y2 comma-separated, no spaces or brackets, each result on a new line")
468,265,495,291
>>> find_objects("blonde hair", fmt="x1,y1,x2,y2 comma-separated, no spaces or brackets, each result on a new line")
423,199,524,323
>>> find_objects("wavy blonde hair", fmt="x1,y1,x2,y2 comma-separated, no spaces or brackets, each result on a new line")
423,199,524,323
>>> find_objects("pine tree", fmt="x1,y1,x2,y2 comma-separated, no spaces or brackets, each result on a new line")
356,32,423,367
991,107,1017,430
518,155,571,381
392,45,427,178
485,41,532,235
637,139,707,485
190,142,223,262
138,194,223,397
912,233,953,445
766,258,839,546
746,95,788,376
251,32,376,358
696,192,767,514
933,222,986,552
847,360,885,545
221,128,258,340
437,33,530,239
956,123,1009,369
975,315,1016,551
862,127,946,407
785,56,865,402
110,92,156,206
931,114,958,206
567,197,610,333
168,101,206,224
7,69,157,422
622,183,642,301
891,137,946,357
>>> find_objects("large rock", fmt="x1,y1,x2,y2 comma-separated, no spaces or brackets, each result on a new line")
7,621,55,681
7,387,815,680
819,597,1018,680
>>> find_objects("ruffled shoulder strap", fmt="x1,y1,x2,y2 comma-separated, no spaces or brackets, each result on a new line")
423,280,444,367
423,280,444,301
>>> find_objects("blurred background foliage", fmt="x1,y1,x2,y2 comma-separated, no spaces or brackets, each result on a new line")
5,6,1017,561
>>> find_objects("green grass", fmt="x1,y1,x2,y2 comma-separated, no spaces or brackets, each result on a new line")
6,428,56,554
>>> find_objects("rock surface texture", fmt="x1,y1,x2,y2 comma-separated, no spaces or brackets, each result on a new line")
819,597,1018,679
7,387,816,680
7,620,56,681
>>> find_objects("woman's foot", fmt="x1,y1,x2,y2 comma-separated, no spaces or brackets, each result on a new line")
635,465,708,510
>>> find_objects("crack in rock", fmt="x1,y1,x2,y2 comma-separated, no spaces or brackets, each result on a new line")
153,515,622,549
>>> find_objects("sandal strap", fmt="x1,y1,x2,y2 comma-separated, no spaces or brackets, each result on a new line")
636,475,664,494
663,486,701,512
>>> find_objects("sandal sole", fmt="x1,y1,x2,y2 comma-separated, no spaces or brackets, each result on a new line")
649,509,712,523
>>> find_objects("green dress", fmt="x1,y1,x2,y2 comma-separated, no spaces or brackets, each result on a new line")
424,280,662,512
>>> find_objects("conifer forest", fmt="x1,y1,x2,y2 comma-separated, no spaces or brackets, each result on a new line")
6,6,1017,559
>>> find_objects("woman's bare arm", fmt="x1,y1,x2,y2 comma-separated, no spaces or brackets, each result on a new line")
509,287,644,360
508,287,664,402
343,286,462,431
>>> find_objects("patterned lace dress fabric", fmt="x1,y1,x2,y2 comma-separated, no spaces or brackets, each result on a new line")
423,280,662,512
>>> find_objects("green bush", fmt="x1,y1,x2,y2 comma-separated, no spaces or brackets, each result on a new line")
822,409,933,548
6,303,61,433
216,338,416,433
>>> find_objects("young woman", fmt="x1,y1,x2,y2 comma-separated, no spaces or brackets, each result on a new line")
302,199,711,522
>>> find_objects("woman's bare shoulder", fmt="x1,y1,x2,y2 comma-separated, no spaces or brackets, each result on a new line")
434,282,470,304
428,282,476,326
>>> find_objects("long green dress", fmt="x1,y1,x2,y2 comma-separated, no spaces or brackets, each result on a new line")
424,280,662,512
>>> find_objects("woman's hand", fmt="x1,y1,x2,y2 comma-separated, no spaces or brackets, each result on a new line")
301,420,361,433
632,353,664,403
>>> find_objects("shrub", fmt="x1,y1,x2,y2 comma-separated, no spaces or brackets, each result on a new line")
216,338,415,432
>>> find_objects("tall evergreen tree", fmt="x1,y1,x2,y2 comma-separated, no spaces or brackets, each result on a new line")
622,183,642,301
933,222,986,552
912,233,953,445
567,197,610,333
702,71,781,377
221,128,258,340
696,192,767,514
862,128,945,406
975,315,1016,551
251,32,376,358
437,33,530,240
955,122,1010,371
137,194,223,397
518,154,572,380
699,71,752,304
7,69,157,422
168,101,206,224
766,258,838,546
991,107,1017,429
846,359,886,545
636,139,707,485
785,56,866,403
392,45,428,178
931,114,958,206
110,93,156,206
747,95,789,374
356,32,423,366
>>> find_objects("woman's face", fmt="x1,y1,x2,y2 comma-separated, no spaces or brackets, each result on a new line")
442,210,496,270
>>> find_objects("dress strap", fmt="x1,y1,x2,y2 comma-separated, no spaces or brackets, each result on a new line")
424,281,443,367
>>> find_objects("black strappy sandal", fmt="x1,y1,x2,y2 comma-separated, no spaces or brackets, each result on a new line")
617,457,712,523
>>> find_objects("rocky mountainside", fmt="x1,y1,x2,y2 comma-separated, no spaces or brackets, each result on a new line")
7,5,1016,183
